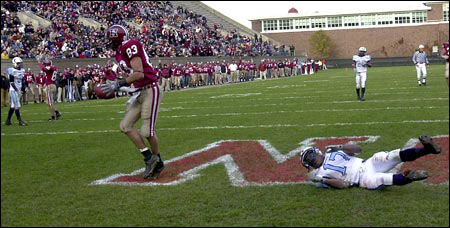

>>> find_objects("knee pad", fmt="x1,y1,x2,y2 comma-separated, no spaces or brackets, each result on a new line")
387,150,402,162
119,121,132,133
366,175,393,190
140,128,150,139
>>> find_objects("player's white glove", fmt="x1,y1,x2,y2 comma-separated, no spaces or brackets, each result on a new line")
100,79,130,96
100,81,120,97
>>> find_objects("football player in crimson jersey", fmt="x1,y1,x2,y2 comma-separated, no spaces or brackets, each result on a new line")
24,68,37,104
39,58,61,121
173,64,183,90
101,25,164,180
441,40,449,86
36,71,46,103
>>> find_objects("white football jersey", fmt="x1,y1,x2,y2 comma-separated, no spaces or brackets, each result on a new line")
8,67,25,91
314,151,364,185
353,55,371,73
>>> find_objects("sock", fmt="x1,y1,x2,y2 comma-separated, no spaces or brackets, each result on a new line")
356,88,360,98
399,148,429,162
15,109,22,121
157,153,162,161
393,174,413,186
140,148,153,161
7,108,14,121
361,88,366,97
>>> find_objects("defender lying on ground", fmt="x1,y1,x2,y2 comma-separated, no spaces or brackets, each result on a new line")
300,135,441,190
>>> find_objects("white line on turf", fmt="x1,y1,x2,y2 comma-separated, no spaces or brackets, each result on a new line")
11,106,448,119
2,119,448,136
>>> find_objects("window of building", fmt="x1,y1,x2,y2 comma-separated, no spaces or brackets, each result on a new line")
377,14,394,25
311,17,326,28
279,19,293,30
294,18,310,29
263,20,278,31
360,15,377,26
343,16,359,27
394,13,411,24
412,11,427,23
444,3,449,21
327,17,342,28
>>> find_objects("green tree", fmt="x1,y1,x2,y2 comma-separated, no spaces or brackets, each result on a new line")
309,30,334,59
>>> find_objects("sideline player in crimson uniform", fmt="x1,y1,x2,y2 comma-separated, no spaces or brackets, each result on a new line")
39,58,61,121
441,40,449,87
24,68,37,104
36,71,46,103
101,25,164,180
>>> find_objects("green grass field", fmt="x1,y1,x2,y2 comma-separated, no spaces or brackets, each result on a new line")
1,65,449,227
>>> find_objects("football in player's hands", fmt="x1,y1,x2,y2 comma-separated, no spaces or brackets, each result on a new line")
94,84,116,99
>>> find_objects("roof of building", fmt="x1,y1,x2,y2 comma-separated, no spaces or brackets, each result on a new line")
249,4,433,21
288,7,299,14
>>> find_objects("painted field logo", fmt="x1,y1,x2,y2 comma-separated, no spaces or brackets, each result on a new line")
91,135,449,187
92,136,379,187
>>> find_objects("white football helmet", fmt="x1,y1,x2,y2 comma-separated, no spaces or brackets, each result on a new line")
12,57,23,68
359,47,367,52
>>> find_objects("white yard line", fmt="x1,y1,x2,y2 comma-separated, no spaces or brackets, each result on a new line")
2,119,448,136
9,106,448,119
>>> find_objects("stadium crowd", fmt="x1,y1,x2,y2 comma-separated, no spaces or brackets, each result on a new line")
0,57,328,107
1,1,293,60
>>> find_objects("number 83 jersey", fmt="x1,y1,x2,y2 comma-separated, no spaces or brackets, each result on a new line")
116,39,158,88
315,151,364,185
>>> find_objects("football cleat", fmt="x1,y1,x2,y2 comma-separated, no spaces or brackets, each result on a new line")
149,160,165,180
48,116,56,122
19,121,28,126
403,170,428,182
360,96,366,101
419,135,441,154
55,111,62,120
5,119,11,126
143,155,160,180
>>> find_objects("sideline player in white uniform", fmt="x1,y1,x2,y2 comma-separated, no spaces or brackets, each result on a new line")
5,57,28,126
300,135,441,190
412,44,430,86
352,47,372,101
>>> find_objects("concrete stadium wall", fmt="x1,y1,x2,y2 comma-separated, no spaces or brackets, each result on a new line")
1,56,447,74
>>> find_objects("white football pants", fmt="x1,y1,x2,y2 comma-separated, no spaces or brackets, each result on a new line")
355,72,367,89
359,149,402,190
415,63,427,84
